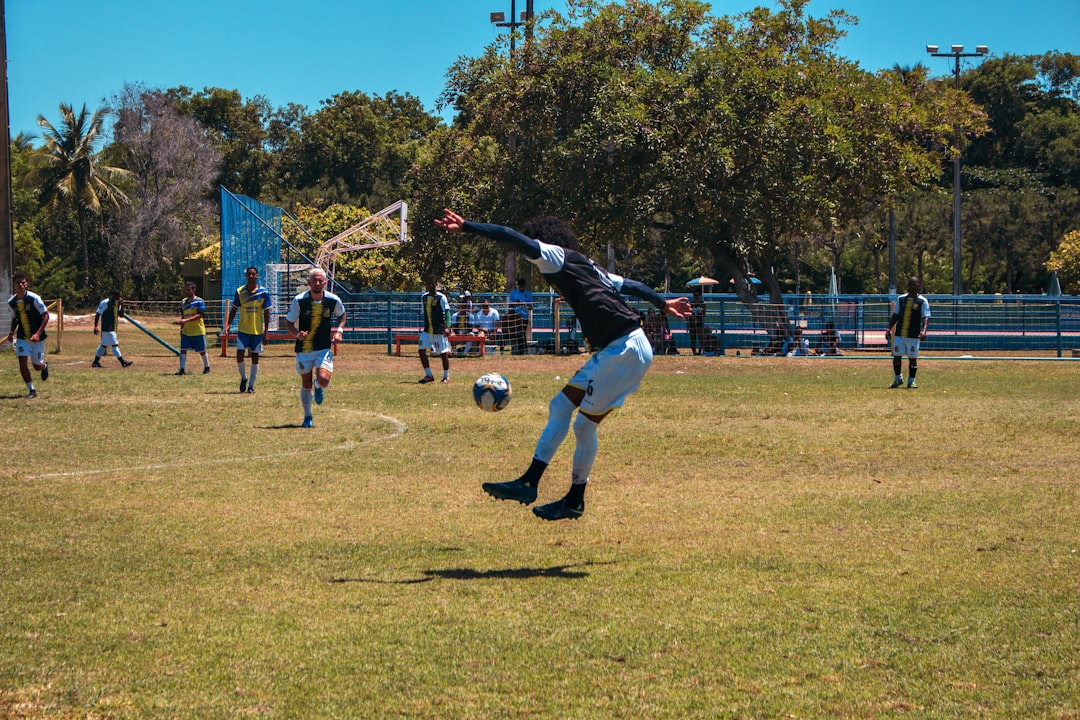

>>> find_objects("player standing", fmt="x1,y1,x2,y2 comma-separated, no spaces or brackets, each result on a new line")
225,266,272,393
436,209,691,520
887,276,931,388
417,273,452,384
176,281,211,375
284,268,345,428
6,273,50,398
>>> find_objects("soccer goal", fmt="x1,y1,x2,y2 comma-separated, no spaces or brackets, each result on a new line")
263,263,316,331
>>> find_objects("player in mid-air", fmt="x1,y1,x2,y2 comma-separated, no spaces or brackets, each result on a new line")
887,276,930,388
285,268,346,428
225,266,272,393
436,209,692,520
6,272,50,398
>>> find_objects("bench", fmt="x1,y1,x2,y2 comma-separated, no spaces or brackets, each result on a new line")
219,332,340,357
394,333,487,357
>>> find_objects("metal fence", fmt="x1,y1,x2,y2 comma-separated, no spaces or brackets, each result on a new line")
121,294,1080,357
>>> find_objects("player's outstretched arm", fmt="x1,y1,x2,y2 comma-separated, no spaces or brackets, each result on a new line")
435,209,466,233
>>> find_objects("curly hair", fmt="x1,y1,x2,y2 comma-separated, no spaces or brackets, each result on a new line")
521,216,580,252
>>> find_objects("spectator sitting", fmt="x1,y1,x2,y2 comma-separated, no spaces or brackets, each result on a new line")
786,327,814,356
658,312,679,355
820,321,842,355
451,300,478,355
473,298,501,351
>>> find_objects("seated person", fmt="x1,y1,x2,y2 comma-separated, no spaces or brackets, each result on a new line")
451,300,478,355
658,312,678,355
473,298,501,350
820,321,842,355
786,327,814,356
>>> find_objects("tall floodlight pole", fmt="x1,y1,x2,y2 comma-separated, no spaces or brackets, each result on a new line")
1,0,14,309
926,43,988,296
489,1,536,290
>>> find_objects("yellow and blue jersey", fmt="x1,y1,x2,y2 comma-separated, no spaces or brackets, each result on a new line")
233,284,271,335
181,296,207,337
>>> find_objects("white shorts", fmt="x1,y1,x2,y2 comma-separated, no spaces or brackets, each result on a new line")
892,337,921,357
15,339,46,366
295,348,334,376
419,331,451,356
98,331,119,347
568,327,653,416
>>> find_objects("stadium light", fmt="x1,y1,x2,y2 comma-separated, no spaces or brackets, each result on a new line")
927,42,989,296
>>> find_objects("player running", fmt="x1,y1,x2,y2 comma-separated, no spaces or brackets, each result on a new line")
6,273,50,398
285,268,346,428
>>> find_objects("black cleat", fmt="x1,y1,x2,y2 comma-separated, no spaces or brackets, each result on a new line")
482,479,538,505
92,360,102,368
203,366,211,374
175,369,186,376
533,498,585,521
120,359,133,368
418,375,435,384
40,364,49,381
239,378,248,393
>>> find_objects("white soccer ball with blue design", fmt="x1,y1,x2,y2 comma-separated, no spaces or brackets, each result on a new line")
473,372,512,412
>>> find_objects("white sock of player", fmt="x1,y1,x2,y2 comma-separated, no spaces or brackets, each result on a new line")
202,353,210,370
248,364,258,386
535,392,575,463
301,387,313,416
179,354,187,371
571,412,599,484
237,361,247,381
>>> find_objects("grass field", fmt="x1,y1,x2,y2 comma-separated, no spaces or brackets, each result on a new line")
2,323,1078,719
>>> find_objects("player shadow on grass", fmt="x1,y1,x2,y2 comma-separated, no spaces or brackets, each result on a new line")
332,561,612,584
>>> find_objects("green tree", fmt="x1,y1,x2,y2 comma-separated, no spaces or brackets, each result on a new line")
105,85,223,298
24,104,132,294
440,0,977,339
280,91,440,210
1046,229,1080,294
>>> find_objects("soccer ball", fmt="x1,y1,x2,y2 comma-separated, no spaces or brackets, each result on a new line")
473,372,512,412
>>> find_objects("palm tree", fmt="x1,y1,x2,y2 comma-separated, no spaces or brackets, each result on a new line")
25,103,132,289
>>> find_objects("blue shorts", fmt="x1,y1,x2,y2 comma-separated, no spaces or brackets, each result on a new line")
180,335,207,353
236,332,264,354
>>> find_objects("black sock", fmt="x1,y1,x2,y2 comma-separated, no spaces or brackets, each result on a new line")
565,483,586,507
519,457,548,486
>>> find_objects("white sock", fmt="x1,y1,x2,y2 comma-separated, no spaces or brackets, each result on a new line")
301,387,313,416
237,362,247,380
534,393,576,463
179,355,187,370
572,412,599,484
248,365,258,386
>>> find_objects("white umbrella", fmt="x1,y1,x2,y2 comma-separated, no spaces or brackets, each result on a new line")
687,276,720,287
828,266,838,296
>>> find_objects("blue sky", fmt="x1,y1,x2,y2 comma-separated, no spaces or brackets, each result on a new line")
6,0,1078,139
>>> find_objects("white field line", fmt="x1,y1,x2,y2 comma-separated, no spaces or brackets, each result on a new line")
27,409,407,480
